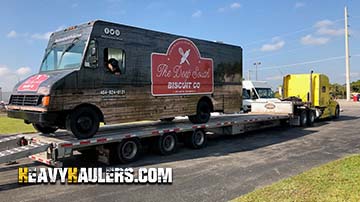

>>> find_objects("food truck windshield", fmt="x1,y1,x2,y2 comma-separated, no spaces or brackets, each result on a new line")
40,37,87,72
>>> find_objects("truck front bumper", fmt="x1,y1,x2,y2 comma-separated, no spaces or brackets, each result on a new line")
7,110,59,125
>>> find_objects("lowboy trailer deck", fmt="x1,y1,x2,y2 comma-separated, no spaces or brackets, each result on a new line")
0,113,290,167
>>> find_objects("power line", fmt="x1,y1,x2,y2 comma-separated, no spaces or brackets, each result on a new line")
255,54,360,71
242,18,345,47
245,36,344,61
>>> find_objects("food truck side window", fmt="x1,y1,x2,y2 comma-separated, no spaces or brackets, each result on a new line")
104,48,126,75
84,40,97,68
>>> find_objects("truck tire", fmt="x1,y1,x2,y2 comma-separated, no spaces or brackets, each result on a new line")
66,107,100,139
188,100,211,124
157,133,178,155
334,105,340,119
184,129,207,149
32,123,58,134
299,110,307,127
307,110,315,126
117,139,141,163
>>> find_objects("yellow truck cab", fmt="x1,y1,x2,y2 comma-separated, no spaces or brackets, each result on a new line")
282,72,340,119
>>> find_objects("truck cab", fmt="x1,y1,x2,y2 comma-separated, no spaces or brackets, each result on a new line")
242,80,279,112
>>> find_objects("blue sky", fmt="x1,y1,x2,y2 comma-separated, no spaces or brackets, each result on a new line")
0,0,359,91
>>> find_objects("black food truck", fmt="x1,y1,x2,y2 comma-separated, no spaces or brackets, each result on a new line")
7,20,243,139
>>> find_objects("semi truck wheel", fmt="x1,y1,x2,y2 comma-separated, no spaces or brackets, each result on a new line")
66,107,100,139
117,139,141,163
157,133,178,155
188,100,211,124
307,110,316,126
32,123,58,134
185,129,207,149
299,110,307,127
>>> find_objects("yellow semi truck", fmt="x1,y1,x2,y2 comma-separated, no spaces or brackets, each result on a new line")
251,71,340,127
282,71,340,120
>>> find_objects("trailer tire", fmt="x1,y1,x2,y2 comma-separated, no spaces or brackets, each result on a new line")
66,107,100,139
117,139,141,163
32,123,58,134
185,129,207,149
299,110,307,127
307,110,316,126
157,133,178,155
188,100,211,124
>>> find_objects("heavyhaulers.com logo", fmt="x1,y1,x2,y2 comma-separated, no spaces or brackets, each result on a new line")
18,167,172,184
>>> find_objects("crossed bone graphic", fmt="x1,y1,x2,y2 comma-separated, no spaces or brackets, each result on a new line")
178,47,190,65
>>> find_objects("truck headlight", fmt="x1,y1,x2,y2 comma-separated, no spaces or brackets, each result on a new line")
37,86,50,95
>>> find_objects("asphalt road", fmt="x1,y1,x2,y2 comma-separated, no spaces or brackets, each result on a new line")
0,100,359,202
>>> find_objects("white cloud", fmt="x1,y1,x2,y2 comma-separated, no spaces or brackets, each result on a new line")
301,34,329,45
294,2,305,8
0,65,33,91
314,20,333,28
313,19,344,36
218,2,242,12
31,32,52,40
9,25,65,41
16,67,31,76
260,38,285,52
317,27,344,36
6,30,17,38
192,10,202,18
230,2,241,9
266,75,283,81
0,66,10,76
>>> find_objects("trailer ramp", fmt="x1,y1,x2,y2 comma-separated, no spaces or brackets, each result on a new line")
0,135,50,164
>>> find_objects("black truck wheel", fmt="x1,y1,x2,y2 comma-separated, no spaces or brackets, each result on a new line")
157,133,178,155
32,123,58,134
66,107,100,139
307,110,316,126
299,110,308,127
185,129,207,149
117,139,141,163
188,100,211,124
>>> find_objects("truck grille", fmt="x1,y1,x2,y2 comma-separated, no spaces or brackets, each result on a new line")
9,95,42,106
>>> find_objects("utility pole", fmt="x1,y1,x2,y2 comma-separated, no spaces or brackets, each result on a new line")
247,69,251,80
0,87,2,101
253,62,261,80
345,6,351,101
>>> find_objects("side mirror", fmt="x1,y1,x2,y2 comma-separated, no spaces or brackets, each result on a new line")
90,56,97,65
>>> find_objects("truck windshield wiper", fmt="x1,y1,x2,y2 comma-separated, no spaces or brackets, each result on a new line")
57,37,80,68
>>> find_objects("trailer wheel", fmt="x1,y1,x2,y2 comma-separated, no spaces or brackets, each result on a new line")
299,110,307,127
157,133,178,155
66,107,100,139
334,105,340,119
32,123,58,134
185,129,207,149
188,100,211,124
307,110,316,126
117,139,141,163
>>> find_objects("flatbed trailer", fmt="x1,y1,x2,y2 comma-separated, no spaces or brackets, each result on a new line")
0,113,291,167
